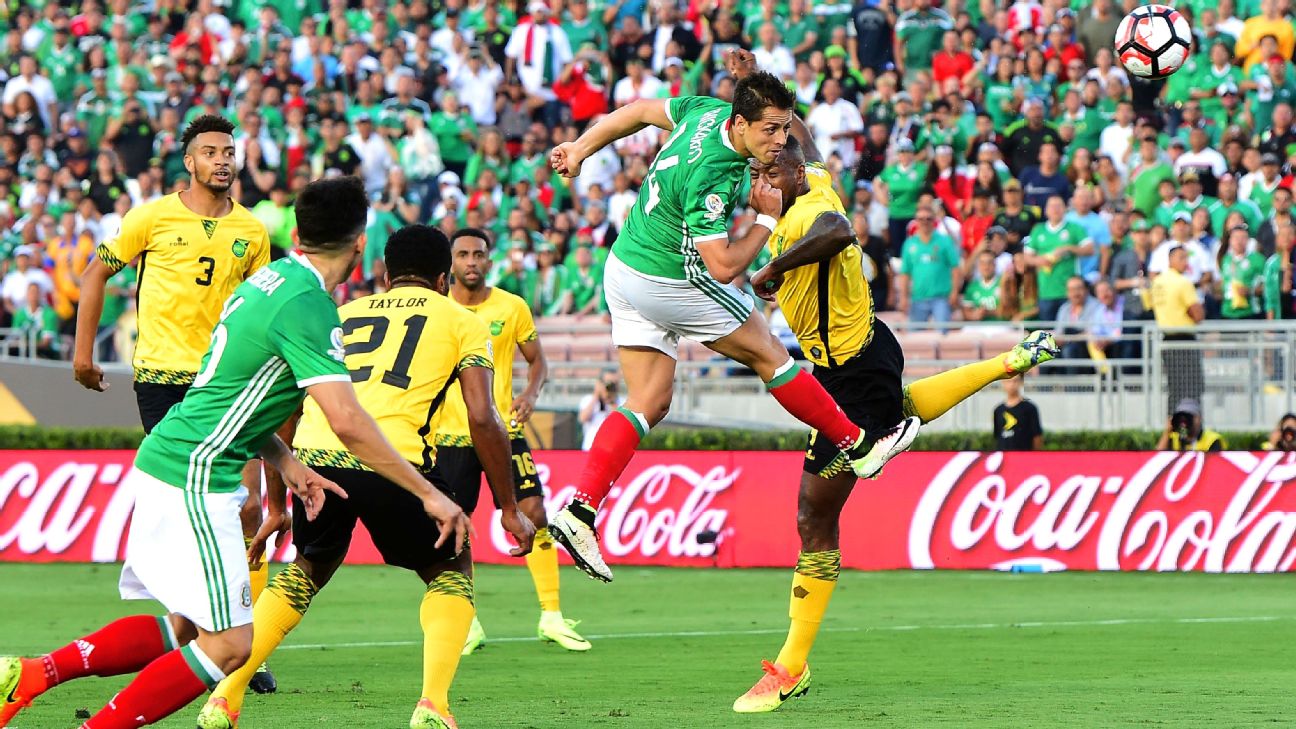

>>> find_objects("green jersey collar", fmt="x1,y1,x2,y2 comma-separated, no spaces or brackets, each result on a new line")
289,250,328,291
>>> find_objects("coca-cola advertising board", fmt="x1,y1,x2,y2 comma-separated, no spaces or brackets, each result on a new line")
3,450,1296,572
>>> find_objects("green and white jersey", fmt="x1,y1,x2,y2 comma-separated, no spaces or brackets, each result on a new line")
962,274,1002,317
1220,251,1266,318
134,253,351,494
614,96,748,281
1025,220,1089,301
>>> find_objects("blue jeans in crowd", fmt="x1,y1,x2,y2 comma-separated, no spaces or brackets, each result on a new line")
910,297,952,329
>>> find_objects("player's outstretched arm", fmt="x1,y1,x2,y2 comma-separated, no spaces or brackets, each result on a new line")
72,256,114,391
551,99,673,178
750,211,855,299
307,380,472,554
461,365,536,556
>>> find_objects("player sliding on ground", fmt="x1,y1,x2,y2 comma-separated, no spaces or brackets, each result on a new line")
71,114,283,694
0,177,471,729
547,70,917,583
197,224,534,729
731,133,1059,714
439,229,591,655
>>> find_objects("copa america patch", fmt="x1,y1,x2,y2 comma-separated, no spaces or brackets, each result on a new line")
704,193,725,222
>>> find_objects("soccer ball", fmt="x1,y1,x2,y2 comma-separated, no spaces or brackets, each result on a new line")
1114,4,1192,78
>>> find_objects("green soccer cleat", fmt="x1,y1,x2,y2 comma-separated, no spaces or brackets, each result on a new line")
1004,330,1060,375
733,660,811,713
247,662,277,694
410,698,458,729
549,502,614,583
461,615,486,656
538,611,592,651
195,697,239,729
0,656,35,728
848,416,921,479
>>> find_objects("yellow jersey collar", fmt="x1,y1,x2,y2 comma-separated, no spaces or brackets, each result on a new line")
289,250,328,291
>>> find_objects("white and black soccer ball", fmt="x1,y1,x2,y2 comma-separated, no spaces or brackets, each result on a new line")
1114,4,1192,78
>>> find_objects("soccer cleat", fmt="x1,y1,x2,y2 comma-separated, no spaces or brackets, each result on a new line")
849,416,921,479
248,662,277,694
461,615,486,656
538,612,592,651
0,657,45,728
1004,330,1060,375
733,660,811,713
549,502,613,583
410,698,458,729
195,697,239,729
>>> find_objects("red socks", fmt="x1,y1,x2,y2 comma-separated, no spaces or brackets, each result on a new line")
43,615,172,687
573,407,647,509
81,645,222,729
766,363,862,450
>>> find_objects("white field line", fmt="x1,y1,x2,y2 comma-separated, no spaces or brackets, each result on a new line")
276,615,1290,651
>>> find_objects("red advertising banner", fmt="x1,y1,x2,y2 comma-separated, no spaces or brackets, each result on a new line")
3,450,1296,572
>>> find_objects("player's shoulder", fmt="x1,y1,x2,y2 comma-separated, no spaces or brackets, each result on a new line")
123,192,178,223
486,286,530,314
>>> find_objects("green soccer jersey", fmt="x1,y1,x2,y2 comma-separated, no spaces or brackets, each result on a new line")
134,254,350,493
1209,198,1264,236
1264,253,1287,318
1220,251,1266,318
1026,220,1088,301
1249,177,1282,217
962,274,1002,318
614,96,748,280
879,162,928,219
900,233,960,299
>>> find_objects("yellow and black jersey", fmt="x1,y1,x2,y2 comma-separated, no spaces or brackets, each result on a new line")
436,288,538,445
768,163,874,368
96,193,270,384
294,288,492,471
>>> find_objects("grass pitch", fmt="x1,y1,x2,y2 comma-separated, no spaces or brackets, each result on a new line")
1,563,1292,728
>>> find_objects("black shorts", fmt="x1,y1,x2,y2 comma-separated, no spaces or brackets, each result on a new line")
436,437,541,514
292,466,462,571
803,320,905,479
134,381,190,434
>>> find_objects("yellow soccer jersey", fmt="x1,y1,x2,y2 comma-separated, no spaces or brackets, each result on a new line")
768,163,874,368
436,288,538,445
95,193,271,384
293,288,493,471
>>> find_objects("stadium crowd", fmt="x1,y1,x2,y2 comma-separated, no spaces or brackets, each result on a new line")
1,0,1296,366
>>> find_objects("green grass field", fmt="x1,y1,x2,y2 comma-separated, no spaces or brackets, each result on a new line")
2,563,1293,728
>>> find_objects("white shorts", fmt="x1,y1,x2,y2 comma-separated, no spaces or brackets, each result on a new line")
604,252,755,358
119,468,252,632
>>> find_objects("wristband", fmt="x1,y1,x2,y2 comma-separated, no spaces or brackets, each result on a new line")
754,214,778,231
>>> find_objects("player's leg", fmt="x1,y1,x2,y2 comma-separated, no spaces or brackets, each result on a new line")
238,459,278,695
512,439,591,651
412,551,475,729
433,447,491,657
705,308,915,478
734,464,852,713
550,344,675,582
82,473,255,728
901,330,1059,423
199,467,357,728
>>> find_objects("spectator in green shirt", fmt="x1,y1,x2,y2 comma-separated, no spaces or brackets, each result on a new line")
1219,225,1267,318
10,282,59,359
962,250,1005,321
1264,226,1295,319
567,243,606,317
898,207,962,326
532,242,572,315
428,91,477,178
893,0,953,77
1025,195,1095,321
496,241,538,306
250,187,296,254
877,137,928,257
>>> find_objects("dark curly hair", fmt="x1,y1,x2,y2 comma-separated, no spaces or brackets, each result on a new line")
295,176,369,253
387,225,452,284
731,70,796,125
179,114,235,154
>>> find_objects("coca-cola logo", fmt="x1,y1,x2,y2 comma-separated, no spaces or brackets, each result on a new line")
486,462,736,560
908,451,1296,573
0,458,135,560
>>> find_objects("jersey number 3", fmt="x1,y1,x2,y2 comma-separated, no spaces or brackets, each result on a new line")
344,315,428,390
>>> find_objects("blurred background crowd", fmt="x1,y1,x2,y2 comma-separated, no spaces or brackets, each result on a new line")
2,0,1296,370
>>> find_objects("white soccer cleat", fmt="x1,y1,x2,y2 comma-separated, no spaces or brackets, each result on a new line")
548,503,614,583
849,416,921,479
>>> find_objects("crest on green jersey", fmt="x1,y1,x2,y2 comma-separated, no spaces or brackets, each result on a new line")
490,320,505,336
704,194,725,222
232,239,249,258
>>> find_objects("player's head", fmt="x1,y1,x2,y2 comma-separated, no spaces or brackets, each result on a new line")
755,134,807,215
730,71,795,164
450,228,493,291
180,114,236,194
385,224,453,294
294,176,369,276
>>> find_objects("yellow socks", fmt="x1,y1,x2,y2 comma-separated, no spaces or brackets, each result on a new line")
525,527,561,612
421,571,475,715
212,563,317,715
903,357,1008,423
775,550,840,676
245,537,269,604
